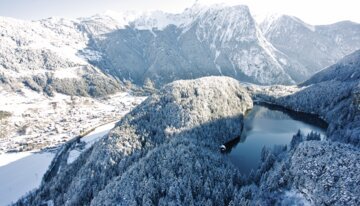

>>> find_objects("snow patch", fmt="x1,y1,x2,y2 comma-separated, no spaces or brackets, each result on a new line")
53,67,81,79
67,149,81,165
82,121,116,146
281,190,312,206
0,152,55,206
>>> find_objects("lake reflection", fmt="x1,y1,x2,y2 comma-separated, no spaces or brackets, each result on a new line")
228,104,327,175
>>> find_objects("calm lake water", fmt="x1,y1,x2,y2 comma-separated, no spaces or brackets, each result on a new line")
228,103,327,175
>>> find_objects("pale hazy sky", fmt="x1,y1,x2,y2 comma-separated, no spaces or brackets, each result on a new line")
0,0,359,25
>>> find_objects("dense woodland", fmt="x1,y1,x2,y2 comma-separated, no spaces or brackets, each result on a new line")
16,50,360,205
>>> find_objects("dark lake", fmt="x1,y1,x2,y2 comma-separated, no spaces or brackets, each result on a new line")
227,103,327,175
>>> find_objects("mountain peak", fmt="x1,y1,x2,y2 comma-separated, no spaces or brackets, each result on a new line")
103,10,141,22
261,14,315,34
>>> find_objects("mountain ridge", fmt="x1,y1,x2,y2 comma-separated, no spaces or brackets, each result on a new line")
261,13,360,77
1,4,360,95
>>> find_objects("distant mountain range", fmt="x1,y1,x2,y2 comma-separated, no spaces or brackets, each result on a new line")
261,14,360,82
1,3,359,95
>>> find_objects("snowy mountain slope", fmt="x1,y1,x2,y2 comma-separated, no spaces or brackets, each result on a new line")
232,50,360,205
301,50,360,85
16,76,253,205
2,4,359,90
81,4,360,86
232,138,360,206
261,15,360,78
251,49,360,145
0,17,122,97
316,21,360,55
78,10,143,37
85,4,295,86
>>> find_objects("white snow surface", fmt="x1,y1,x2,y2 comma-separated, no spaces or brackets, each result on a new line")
281,189,312,206
67,121,117,164
82,121,117,146
0,152,31,167
67,150,81,165
0,16,88,65
0,152,55,206
260,14,316,34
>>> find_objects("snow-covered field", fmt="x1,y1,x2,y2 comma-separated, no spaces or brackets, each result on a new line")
67,121,117,164
0,88,146,153
0,120,118,206
0,91,144,206
0,152,55,206
0,151,32,167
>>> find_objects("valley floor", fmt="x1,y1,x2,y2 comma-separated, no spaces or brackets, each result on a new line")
0,89,146,153
0,120,118,206
0,91,146,206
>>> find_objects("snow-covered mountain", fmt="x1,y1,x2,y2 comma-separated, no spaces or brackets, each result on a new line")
302,49,360,85
252,49,360,145
1,3,360,95
0,17,122,97
235,50,360,205
16,76,253,205
5,5,360,204
80,4,360,86
82,4,295,86
261,15,360,81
